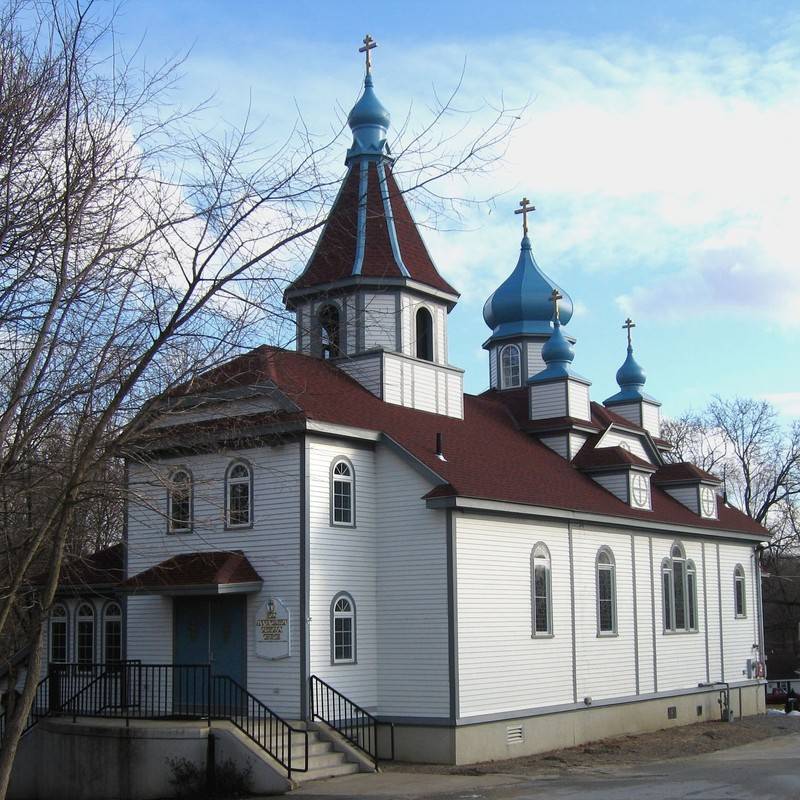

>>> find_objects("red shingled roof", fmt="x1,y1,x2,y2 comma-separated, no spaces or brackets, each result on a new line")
654,462,721,485
286,162,457,296
157,346,764,537
573,444,656,471
121,551,261,592
30,543,124,590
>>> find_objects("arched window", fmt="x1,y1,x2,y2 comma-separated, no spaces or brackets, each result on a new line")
734,564,747,618
319,304,341,359
49,604,68,664
596,547,617,635
226,461,252,528
662,542,698,633
331,458,355,526
76,603,95,667
500,344,521,389
104,602,122,664
168,468,192,533
531,543,552,636
331,592,356,663
415,307,434,361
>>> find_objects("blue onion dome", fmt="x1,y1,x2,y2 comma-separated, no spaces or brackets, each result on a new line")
347,74,391,161
541,320,574,369
616,345,646,391
483,236,573,341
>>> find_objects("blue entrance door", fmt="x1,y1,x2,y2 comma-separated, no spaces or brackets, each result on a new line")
173,596,246,713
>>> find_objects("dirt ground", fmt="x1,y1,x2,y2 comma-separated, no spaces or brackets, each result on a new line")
381,713,800,778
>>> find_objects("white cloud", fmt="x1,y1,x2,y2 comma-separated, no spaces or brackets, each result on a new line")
760,392,800,418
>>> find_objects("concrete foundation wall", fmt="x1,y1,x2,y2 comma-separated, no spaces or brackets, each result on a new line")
384,681,765,765
9,719,290,800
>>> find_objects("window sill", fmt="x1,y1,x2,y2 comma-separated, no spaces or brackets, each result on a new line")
663,629,700,635
597,632,618,638
225,522,253,531
531,633,554,639
331,522,356,529
331,659,357,666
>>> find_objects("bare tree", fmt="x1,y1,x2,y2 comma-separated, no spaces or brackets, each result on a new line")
662,396,800,548
0,1,518,792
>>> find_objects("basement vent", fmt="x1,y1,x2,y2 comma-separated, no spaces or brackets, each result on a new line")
697,705,703,717
667,706,677,720
506,725,524,744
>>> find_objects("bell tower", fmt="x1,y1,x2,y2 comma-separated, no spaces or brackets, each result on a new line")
283,36,464,418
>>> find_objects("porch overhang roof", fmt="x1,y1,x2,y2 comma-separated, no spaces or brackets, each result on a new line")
120,550,262,596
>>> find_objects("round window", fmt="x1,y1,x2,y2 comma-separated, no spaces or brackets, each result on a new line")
700,486,716,516
632,473,649,507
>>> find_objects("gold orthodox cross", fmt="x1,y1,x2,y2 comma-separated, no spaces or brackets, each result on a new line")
514,196,535,236
623,317,636,346
550,288,563,322
360,34,377,75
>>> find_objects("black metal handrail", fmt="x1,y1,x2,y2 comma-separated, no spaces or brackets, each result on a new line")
212,675,307,777
310,674,385,766
19,662,306,779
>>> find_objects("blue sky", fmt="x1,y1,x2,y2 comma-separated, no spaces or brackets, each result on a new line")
113,1,800,419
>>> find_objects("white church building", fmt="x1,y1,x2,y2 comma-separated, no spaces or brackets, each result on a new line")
46,42,768,769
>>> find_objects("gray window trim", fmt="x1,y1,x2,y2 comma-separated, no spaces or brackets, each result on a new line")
167,466,194,534
733,564,747,618
49,602,70,664
596,546,618,636
499,343,522,389
662,540,699,634
75,602,96,668
530,542,553,637
330,457,356,528
102,600,123,663
330,591,357,665
224,458,254,530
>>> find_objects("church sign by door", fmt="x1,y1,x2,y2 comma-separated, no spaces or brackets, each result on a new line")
254,596,291,660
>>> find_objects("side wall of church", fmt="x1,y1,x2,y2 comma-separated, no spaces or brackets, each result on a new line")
306,438,450,718
454,512,761,720
125,441,303,718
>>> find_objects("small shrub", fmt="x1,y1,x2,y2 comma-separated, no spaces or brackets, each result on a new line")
166,755,253,799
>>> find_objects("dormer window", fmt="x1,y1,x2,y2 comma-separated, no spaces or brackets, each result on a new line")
319,304,342,359
630,472,651,510
415,307,433,361
500,344,521,389
700,485,717,518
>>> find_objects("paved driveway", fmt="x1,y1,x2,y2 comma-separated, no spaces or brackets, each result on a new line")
289,733,800,800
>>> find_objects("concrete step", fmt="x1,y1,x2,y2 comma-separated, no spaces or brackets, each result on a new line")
304,750,350,770
294,760,361,783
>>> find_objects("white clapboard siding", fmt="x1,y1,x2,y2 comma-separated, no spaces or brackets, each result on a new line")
345,296,357,354
435,305,447,364
573,528,637,700
597,430,651,462
705,542,722,681
567,381,591,421
447,373,464,419
529,383,567,420
591,472,629,503
399,294,413,357
607,402,641,427
526,342,546,380
436,369,448,415
634,536,655,693
652,536,708,691
569,433,588,460
489,347,498,388
336,353,383,398
375,447,450,717
383,355,403,404
412,362,437,413
363,293,397,351
539,435,568,459
642,402,661,437
664,486,699,514
455,515,574,717
126,442,302,718
718,543,758,682
307,438,378,710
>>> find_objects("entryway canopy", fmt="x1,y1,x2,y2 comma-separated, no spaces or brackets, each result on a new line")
120,550,262,596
